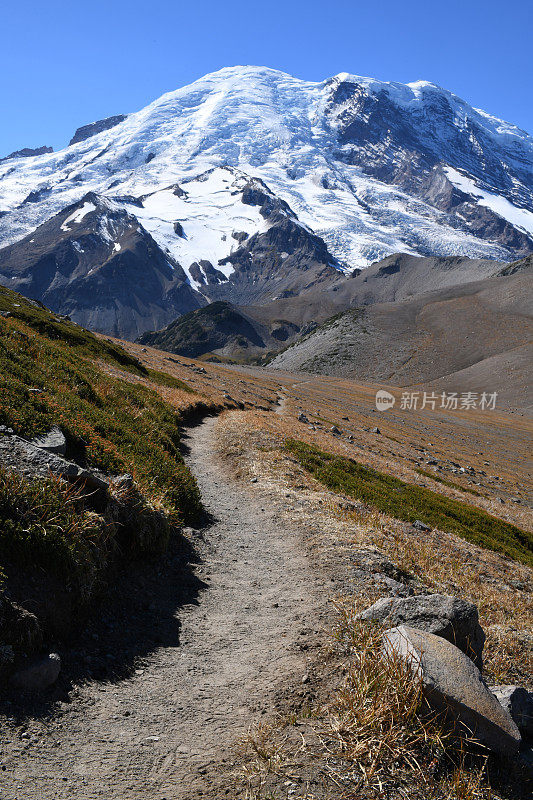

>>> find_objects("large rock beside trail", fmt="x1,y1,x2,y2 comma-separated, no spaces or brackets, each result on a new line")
491,685,533,738
10,652,61,692
383,625,520,757
361,594,485,667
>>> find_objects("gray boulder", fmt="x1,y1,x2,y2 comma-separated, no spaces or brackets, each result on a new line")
10,653,61,692
0,434,107,490
383,626,520,757
491,685,533,738
361,594,485,667
30,425,67,456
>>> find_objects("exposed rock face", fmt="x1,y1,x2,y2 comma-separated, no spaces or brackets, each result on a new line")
10,652,61,692
69,115,126,146
211,203,339,307
0,431,108,490
0,146,53,162
382,625,521,757
360,594,485,667
326,75,533,258
0,192,203,339
189,260,227,287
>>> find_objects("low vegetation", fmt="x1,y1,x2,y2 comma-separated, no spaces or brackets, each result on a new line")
415,468,483,497
0,286,202,618
0,469,110,594
286,439,533,567
0,286,200,514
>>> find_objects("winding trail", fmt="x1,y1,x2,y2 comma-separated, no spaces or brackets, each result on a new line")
1,415,323,799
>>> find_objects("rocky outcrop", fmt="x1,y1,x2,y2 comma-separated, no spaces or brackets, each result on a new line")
69,115,126,146
189,260,227,287
360,594,485,667
383,625,521,757
0,146,53,162
0,430,108,490
209,215,340,307
0,192,203,339
30,426,67,456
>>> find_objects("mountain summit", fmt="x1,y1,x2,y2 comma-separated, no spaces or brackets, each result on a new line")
1,66,532,268
0,66,532,337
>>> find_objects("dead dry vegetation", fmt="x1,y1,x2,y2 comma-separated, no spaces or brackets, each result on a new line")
213,408,532,798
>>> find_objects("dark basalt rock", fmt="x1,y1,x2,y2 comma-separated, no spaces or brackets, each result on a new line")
0,193,203,339
69,115,127,146
0,146,53,162
10,652,61,692
189,261,227,286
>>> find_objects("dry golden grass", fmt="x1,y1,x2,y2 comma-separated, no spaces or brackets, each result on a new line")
237,599,502,800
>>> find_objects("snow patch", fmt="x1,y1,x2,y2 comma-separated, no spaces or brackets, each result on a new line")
445,167,533,236
60,201,96,232
126,167,269,283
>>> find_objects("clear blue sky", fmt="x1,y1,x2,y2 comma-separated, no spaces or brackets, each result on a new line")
1,0,531,157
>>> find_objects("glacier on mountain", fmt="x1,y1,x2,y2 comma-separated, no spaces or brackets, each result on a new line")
0,65,532,278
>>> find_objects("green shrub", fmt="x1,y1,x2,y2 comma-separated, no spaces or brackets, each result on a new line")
286,439,533,566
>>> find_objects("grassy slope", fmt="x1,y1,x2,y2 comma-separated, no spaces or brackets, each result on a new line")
0,286,202,590
286,439,533,566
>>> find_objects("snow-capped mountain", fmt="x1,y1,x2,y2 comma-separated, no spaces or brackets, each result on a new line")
0,193,202,338
1,66,532,268
0,66,532,338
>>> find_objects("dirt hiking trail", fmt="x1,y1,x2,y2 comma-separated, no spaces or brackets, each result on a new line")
0,414,325,799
